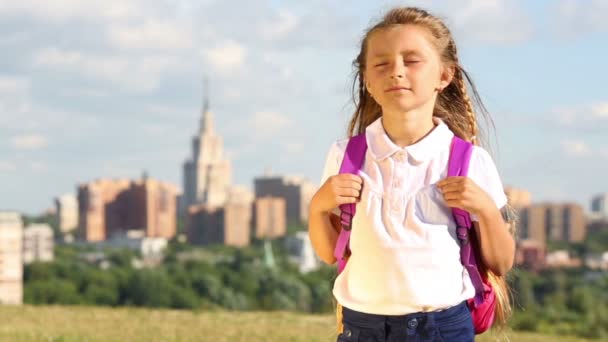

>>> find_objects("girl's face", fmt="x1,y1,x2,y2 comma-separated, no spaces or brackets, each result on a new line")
364,24,451,115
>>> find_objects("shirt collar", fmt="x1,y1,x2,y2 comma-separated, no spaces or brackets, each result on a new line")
365,116,454,163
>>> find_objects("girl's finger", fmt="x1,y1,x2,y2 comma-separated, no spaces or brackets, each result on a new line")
339,174,363,184
337,188,360,198
336,196,358,204
338,180,362,191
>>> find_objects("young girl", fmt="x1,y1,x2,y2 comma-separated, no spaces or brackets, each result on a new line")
308,7,516,342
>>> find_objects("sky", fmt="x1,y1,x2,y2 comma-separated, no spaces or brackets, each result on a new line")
0,0,607,214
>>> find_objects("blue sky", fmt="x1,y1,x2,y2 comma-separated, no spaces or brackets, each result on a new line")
0,0,607,214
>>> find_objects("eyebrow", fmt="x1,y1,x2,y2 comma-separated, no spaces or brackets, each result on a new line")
371,50,422,58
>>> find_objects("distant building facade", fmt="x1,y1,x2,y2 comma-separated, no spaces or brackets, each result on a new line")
23,224,54,264
254,175,316,226
182,97,232,214
0,212,23,305
55,193,79,233
77,176,177,242
254,197,286,239
519,203,586,246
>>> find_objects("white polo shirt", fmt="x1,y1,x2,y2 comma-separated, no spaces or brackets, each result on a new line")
320,116,508,315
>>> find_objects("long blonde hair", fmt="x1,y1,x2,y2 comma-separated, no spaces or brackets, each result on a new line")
336,6,513,334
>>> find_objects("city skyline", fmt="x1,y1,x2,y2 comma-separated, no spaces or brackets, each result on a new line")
1,1,607,214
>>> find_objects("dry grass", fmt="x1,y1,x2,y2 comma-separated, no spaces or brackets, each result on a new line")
0,305,593,342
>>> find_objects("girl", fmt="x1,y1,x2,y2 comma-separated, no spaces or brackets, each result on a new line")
308,7,516,342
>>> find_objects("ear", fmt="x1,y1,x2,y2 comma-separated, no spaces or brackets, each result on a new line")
439,64,455,89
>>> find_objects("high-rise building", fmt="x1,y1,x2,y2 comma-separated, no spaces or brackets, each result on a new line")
55,193,79,233
520,203,586,246
254,196,286,239
504,187,532,209
77,176,178,242
23,224,54,264
186,203,251,247
591,193,608,221
254,175,316,226
186,185,254,247
182,90,232,215
0,212,23,305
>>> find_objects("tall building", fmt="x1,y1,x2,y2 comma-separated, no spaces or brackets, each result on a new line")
130,177,178,239
186,203,251,247
254,174,316,226
55,193,79,233
182,91,232,215
504,187,532,209
0,212,23,305
591,193,608,220
254,196,287,239
519,205,546,245
23,224,54,264
77,176,178,242
186,185,254,247
520,203,586,246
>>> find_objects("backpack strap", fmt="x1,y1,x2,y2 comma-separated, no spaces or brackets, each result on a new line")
334,134,367,274
448,136,485,307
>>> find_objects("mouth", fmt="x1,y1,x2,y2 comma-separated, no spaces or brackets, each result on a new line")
385,86,411,92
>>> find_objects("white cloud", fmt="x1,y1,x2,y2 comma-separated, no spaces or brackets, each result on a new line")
31,47,177,92
57,88,109,98
553,102,608,127
203,41,247,72
12,134,48,150
30,162,47,171
31,47,83,67
552,0,608,38
0,76,30,93
285,142,304,153
0,0,139,20
591,102,608,119
259,9,299,40
247,111,292,139
446,0,533,44
0,161,16,172
0,76,31,118
108,20,193,50
561,140,592,157
555,108,576,126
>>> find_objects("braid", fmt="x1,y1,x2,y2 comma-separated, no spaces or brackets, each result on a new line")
455,67,478,145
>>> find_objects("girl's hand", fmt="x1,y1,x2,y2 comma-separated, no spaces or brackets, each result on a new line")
310,174,363,215
436,176,494,216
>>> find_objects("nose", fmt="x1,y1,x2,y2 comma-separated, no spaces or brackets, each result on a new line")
390,59,405,79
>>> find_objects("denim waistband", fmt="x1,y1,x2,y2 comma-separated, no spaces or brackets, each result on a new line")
341,301,470,330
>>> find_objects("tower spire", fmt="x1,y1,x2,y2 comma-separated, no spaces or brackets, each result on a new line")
200,77,213,134
203,77,209,114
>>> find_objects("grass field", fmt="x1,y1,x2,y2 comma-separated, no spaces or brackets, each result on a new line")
0,305,594,342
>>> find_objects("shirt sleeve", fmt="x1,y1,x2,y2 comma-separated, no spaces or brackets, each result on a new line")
467,146,509,222
319,140,346,216
319,140,345,187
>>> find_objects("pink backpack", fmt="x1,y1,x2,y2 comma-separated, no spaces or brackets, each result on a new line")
333,134,496,334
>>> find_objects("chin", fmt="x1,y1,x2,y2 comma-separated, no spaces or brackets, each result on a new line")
384,101,419,113
382,96,431,113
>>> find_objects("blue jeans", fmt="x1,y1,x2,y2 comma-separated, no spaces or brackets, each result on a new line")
338,301,475,342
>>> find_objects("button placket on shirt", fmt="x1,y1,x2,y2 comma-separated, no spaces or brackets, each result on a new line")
391,150,407,212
